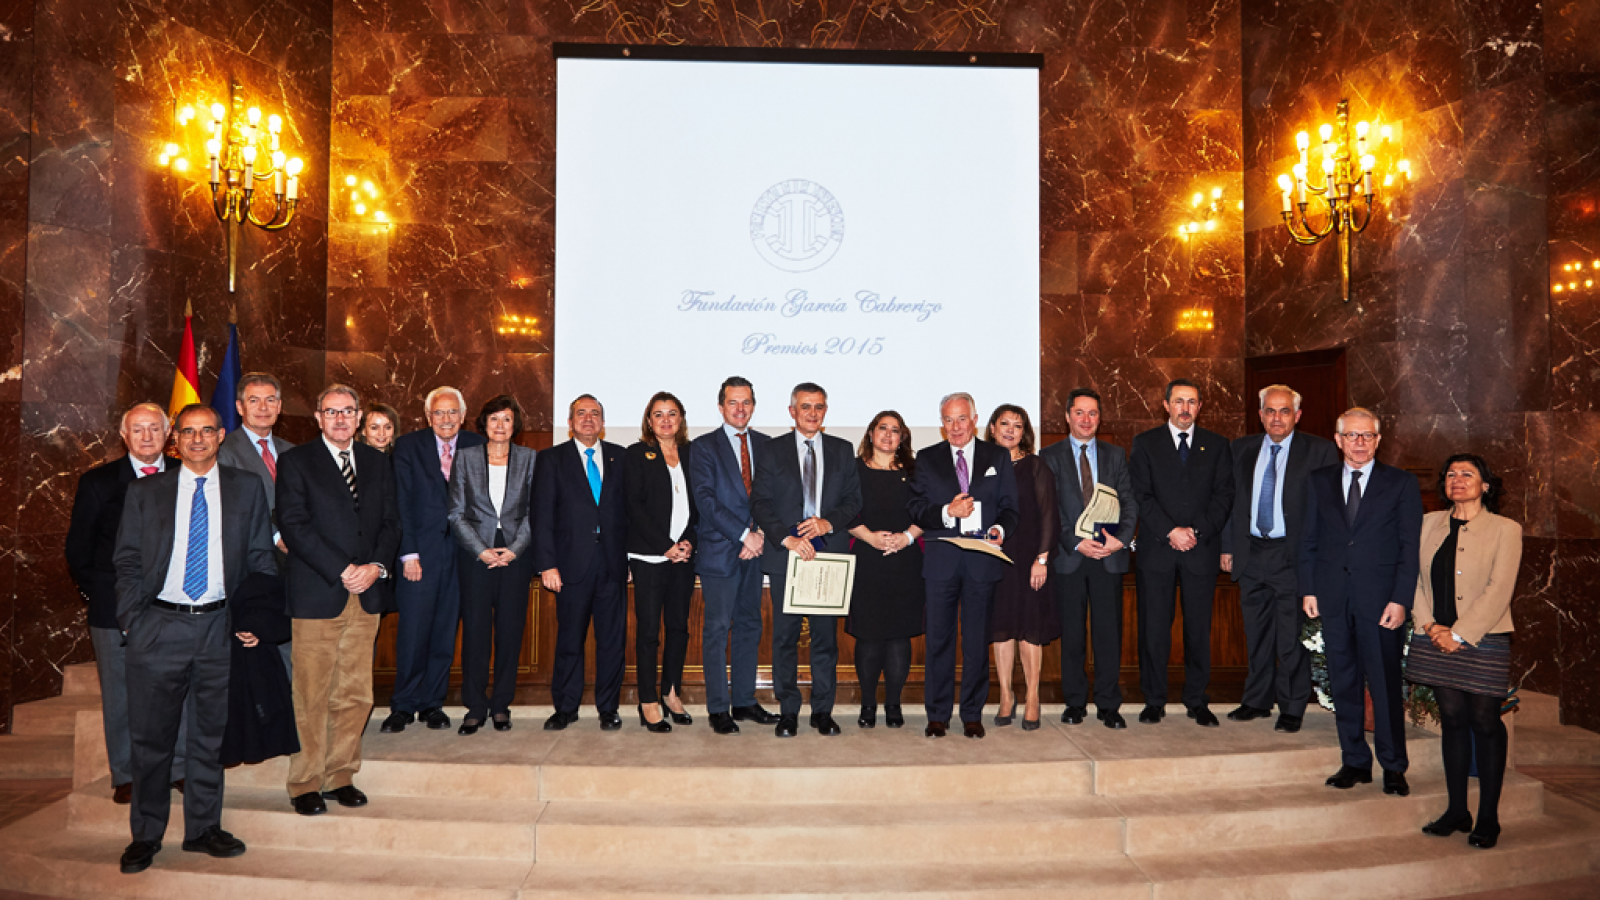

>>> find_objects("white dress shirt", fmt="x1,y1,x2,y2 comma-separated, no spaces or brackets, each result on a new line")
487,461,507,515
323,435,356,475
574,438,604,480
157,464,225,605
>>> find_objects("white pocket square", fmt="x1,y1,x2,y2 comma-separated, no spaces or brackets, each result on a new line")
983,466,997,477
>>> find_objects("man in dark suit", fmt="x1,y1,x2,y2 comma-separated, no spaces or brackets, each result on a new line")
277,384,401,816
1220,384,1339,733
1040,388,1138,729
383,386,485,734
908,392,1018,739
751,383,862,737
690,377,781,735
534,394,629,731
1129,378,1235,727
1301,407,1422,797
112,404,276,873
66,402,189,805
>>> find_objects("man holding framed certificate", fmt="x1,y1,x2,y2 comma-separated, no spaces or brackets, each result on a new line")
752,383,862,738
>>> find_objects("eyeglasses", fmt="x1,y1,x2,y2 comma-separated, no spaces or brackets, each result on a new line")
177,426,219,438
429,409,463,420
1339,432,1379,443
243,396,281,406
321,408,359,419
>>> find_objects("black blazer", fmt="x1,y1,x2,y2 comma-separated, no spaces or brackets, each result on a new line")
1039,438,1138,576
751,431,862,576
111,464,278,632
908,440,1020,583
67,456,173,629
1221,431,1340,590
532,439,628,583
1129,425,1235,573
276,440,402,618
625,441,700,557
1298,460,1423,618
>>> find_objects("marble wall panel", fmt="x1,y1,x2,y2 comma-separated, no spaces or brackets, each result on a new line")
1554,538,1600,731
10,532,92,706
1509,535,1558,694
1552,411,1600,540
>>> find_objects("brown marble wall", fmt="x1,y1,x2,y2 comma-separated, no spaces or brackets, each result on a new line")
0,0,333,731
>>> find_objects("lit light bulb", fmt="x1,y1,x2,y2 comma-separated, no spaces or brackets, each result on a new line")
173,158,189,172
1204,219,1216,232
1319,123,1333,142
1277,173,1293,192
1356,121,1369,139
1592,260,1598,268
1554,284,1564,292
354,203,366,215
1212,186,1222,199
1380,124,1392,142
180,105,195,122
164,142,179,156
1398,159,1411,175
374,211,387,222
1187,221,1200,233
1360,154,1376,172
1191,192,1203,208
1588,280,1595,288
247,107,261,126
211,103,225,121
158,154,169,166
268,114,282,134
272,150,285,170
1177,225,1188,239
1322,156,1335,174
351,190,361,203
286,158,303,176
242,145,257,164
205,138,220,157
363,181,377,197
1295,131,1309,151
345,174,357,187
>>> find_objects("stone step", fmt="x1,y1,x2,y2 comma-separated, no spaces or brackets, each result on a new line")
0,734,76,778
62,662,101,697
1516,723,1600,767
1516,691,1561,728
223,754,541,801
10,694,102,736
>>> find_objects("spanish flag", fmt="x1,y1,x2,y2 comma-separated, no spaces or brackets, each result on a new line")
169,301,202,418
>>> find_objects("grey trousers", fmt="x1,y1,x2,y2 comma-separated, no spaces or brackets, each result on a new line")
90,626,187,786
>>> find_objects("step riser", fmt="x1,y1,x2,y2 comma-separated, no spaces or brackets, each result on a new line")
1099,742,1444,796
540,762,1095,804
12,706,82,736
224,757,540,801
62,664,102,697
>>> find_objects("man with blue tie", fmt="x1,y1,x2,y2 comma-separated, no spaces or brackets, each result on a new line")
534,395,629,731
690,377,781,735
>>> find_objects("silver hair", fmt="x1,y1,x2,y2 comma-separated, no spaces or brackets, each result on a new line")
939,392,977,417
424,385,466,412
317,383,362,410
1336,407,1380,434
119,402,169,435
1258,384,1303,411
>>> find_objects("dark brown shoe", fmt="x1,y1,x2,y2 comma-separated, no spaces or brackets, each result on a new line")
963,721,986,739
925,720,948,738
113,782,133,805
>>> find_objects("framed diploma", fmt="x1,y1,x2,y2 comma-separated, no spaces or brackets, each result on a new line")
782,551,857,617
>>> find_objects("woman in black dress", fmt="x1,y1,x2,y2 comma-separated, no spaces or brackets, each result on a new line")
985,405,1059,730
846,411,924,729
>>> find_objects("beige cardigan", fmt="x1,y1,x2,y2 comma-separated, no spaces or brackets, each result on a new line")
1412,510,1522,645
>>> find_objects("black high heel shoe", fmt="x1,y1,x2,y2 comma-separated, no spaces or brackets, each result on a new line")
858,706,877,728
492,713,512,732
458,717,482,736
1421,811,1472,838
638,704,672,733
1467,825,1500,849
661,701,692,726
884,705,905,728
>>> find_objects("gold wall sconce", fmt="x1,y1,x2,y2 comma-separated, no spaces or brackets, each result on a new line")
1553,260,1600,293
343,174,390,231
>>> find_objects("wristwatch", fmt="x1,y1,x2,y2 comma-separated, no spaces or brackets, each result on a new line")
374,563,389,580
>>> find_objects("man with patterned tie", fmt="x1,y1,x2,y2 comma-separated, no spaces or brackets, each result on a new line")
383,386,485,734
276,384,401,816
534,395,630,731
1220,385,1338,733
112,404,276,873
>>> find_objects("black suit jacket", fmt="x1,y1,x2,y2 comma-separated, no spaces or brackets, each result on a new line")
67,456,173,629
751,431,862,576
111,464,277,632
276,440,402,618
624,441,700,557
532,439,628,583
1298,460,1423,619
1221,431,1340,590
1129,425,1235,572
1040,438,1138,575
908,440,1020,583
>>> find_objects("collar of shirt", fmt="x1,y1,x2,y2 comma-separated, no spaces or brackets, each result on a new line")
178,461,219,486
1263,430,1295,455
1167,421,1192,449
949,438,977,471
129,455,165,477
794,429,824,488
244,425,274,445
1344,459,1372,476
436,433,458,458
1069,434,1098,482
722,422,752,463
323,435,356,472
573,438,603,477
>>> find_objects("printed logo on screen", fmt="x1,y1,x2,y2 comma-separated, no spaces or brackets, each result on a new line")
750,180,845,273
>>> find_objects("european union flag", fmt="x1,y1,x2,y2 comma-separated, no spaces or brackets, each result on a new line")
210,321,242,431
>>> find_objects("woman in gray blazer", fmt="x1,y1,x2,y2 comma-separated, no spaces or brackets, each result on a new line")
447,395,537,735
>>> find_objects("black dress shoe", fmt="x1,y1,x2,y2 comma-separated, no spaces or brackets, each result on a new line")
1325,765,1373,789
810,712,841,735
182,826,246,858
662,702,693,725
885,705,905,728
1467,827,1500,849
1061,705,1087,725
925,720,947,738
963,721,986,739
637,704,672,733
858,706,876,728
120,839,160,873
291,792,327,816
1187,706,1221,728
1422,811,1473,837
323,785,368,808
775,714,799,738
544,710,578,731
1382,770,1410,796
420,707,451,730
458,717,482,736
733,704,781,725
709,711,741,735
379,711,414,733
492,713,512,732
1139,705,1165,724
1274,714,1303,733
1099,710,1127,729
1227,704,1272,722
599,710,623,731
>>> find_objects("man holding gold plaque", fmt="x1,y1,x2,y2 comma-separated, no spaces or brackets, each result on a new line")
752,383,862,738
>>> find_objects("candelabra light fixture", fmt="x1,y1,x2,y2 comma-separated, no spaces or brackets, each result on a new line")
165,79,306,292
344,175,390,230
1553,260,1600,293
1275,99,1408,311
1177,187,1227,240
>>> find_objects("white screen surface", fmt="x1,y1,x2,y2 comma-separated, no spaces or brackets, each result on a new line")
555,55,1038,438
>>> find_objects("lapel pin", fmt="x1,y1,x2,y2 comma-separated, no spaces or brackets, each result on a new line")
646,451,657,460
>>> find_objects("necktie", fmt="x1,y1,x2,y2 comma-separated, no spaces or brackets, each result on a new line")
1256,443,1281,536
1078,443,1094,506
802,439,818,519
182,477,209,601
1345,469,1363,528
441,441,453,481
258,438,277,481
1177,432,1190,465
585,447,602,505
956,447,970,494
140,465,158,476
738,431,752,495
339,450,359,505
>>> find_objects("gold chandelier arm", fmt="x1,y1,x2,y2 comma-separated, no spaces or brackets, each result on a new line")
245,194,286,229
1347,195,1377,234
1283,206,1335,244
252,201,298,232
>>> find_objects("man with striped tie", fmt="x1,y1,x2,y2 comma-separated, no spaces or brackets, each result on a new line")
112,404,276,873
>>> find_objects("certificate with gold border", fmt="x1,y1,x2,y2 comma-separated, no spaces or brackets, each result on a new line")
781,552,856,617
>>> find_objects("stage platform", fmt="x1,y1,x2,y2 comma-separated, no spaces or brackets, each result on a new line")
3,694,1599,900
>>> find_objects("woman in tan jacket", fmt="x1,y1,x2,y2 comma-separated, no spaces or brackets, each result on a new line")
1408,453,1521,850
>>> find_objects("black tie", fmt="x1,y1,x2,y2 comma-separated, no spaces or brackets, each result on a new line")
1345,470,1362,527
1177,432,1190,465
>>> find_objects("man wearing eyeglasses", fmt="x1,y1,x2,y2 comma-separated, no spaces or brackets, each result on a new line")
1300,407,1422,798
275,385,401,816
383,387,485,734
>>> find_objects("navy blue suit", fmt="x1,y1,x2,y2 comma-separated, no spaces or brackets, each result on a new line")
1299,459,1423,773
690,426,771,715
391,428,485,715
533,439,628,715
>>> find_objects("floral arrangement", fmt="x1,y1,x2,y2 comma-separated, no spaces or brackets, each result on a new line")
1303,618,1440,727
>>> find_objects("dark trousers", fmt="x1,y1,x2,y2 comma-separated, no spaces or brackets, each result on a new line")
769,568,839,717
551,564,627,714
1238,538,1311,716
699,559,766,714
629,558,695,705
390,545,460,714
458,547,532,719
1135,561,1215,708
854,639,910,709
1056,557,1124,711
125,606,230,843
924,569,995,724
1323,601,1408,772
91,626,188,787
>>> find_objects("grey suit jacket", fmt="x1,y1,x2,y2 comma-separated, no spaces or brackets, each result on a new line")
448,443,537,558
1040,437,1138,575
218,427,294,527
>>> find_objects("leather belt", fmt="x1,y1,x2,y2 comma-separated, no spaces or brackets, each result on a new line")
152,599,226,614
